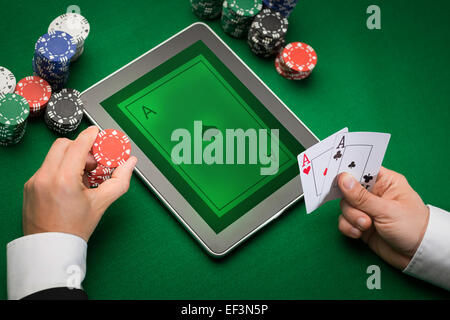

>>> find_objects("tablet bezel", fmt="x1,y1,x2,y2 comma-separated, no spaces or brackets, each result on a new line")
80,22,318,257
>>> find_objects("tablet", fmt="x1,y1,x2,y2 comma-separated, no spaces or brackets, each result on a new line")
81,22,318,257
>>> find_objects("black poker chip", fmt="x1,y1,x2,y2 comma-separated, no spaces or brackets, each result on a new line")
44,88,84,134
247,8,289,58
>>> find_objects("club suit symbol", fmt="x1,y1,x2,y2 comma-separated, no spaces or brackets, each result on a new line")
363,174,373,183
333,150,342,160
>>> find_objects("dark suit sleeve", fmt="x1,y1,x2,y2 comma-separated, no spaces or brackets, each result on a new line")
22,287,88,300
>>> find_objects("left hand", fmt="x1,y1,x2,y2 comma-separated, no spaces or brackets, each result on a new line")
336,167,429,270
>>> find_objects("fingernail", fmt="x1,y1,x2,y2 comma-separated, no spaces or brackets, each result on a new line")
350,227,361,237
342,174,356,190
357,217,367,229
129,156,138,166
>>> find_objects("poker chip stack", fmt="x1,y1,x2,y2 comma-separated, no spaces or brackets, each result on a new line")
190,0,222,20
44,88,84,134
15,76,52,117
89,129,132,188
0,93,30,146
48,13,90,62
33,31,76,92
262,0,299,18
221,0,263,38
247,8,288,58
0,67,16,95
275,42,317,80
87,163,115,188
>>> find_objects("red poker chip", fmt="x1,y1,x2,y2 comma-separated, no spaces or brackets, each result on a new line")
275,54,311,80
274,55,288,78
92,129,131,168
87,174,111,181
281,42,317,73
88,163,115,176
88,176,111,183
89,182,100,188
15,76,52,114
87,173,110,180
278,57,310,76
88,176,110,183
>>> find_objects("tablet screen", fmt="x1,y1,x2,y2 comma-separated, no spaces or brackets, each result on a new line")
101,40,304,233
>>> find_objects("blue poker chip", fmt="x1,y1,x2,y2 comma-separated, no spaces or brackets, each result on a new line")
262,0,298,17
35,31,76,64
33,31,74,91
32,65,69,91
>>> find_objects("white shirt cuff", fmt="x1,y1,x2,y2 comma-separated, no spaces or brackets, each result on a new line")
7,232,87,300
403,205,450,291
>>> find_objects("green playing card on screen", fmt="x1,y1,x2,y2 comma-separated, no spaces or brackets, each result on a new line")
101,40,302,233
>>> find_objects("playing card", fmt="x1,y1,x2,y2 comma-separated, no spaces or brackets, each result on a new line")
298,128,348,213
320,132,391,204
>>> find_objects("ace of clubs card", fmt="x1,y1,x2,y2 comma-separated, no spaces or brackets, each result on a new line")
320,132,391,204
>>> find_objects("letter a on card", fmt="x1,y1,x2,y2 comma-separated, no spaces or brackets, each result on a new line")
297,128,348,213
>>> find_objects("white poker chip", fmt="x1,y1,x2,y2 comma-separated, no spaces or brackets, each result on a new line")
0,67,16,95
71,44,85,62
48,13,90,45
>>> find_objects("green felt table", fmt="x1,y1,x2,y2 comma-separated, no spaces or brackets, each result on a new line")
0,0,449,300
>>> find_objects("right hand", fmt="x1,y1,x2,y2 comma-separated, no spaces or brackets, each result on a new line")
22,126,138,242
337,167,430,270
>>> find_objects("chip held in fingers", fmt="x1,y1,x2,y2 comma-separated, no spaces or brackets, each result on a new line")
89,129,131,188
92,129,131,167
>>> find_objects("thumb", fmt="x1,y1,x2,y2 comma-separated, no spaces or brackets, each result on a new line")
91,156,138,211
337,172,389,218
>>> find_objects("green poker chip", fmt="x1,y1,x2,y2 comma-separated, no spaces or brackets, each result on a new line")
229,0,263,17
190,0,222,20
0,93,30,146
0,93,30,126
221,0,263,38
